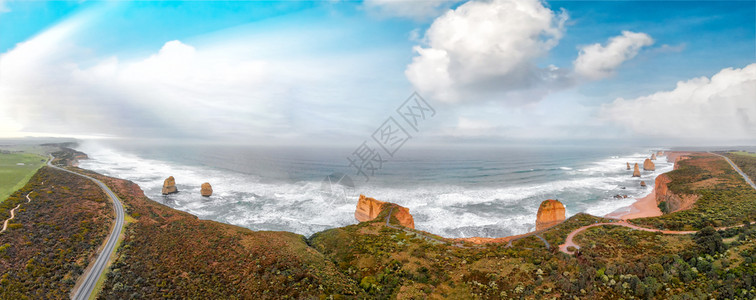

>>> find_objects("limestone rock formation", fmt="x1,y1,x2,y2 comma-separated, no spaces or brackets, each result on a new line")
355,195,414,229
651,154,657,160
626,162,631,170
633,163,641,177
162,176,178,195
201,182,213,197
535,199,565,231
655,174,698,213
657,151,663,156
644,158,655,171
640,181,646,187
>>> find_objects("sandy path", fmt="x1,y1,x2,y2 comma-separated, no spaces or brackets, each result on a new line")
561,152,756,255
558,220,696,254
1,193,31,233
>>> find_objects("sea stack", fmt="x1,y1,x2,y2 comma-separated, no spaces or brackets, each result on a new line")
626,162,631,170
536,199,566,231
201,182,213,197
644,158,656,171
633,163,641,177
355,194,414,229
651,154,657,160
657,151,664,156
640,181,647,187
162,176,178,195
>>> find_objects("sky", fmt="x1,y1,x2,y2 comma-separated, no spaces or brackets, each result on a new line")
0,0,754,146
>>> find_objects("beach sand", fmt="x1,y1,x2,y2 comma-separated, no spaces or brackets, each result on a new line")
605,188,662,219
605,151,691,220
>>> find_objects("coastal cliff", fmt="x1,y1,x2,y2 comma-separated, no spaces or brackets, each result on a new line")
355,194,414,229
655,173,698,213
535,199,566,231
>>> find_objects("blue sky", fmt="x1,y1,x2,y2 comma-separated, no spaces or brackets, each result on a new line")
0,0,754,145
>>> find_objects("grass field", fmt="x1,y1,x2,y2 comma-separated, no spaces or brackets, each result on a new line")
730,151,756,157
0,152,47,202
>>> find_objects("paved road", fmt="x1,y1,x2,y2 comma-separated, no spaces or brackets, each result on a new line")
46,156,125,300
559,153,756,255
0,193,31,233
710,152,756,189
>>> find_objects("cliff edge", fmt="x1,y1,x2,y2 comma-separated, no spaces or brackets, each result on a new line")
355,194,415,229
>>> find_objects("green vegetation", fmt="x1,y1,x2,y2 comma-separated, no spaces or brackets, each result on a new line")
0,167,112,299
631,154,756,230
4,147,756,299
730,151,756,158
727,151,756,183
0,152,46,203
87,171,357,299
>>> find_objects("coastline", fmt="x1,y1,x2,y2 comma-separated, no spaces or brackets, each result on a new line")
604,151,690,220
605,188,661,219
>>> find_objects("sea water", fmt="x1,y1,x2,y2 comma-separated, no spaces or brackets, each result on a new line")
76,141,673,238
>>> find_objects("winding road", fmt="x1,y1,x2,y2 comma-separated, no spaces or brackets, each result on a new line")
46,156,125,300
559,152,756,255
0,193,31,233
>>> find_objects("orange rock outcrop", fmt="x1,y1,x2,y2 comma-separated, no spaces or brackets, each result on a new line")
162,176,178,195
535,199,565,231
201,182,213,197
633,163,641,177
655,174,697,213
651,154,657,160
626,162,631,170
355,195,414,229
644,158,655,171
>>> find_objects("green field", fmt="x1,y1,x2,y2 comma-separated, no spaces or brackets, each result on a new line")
0,152,47,202
730,151,756,157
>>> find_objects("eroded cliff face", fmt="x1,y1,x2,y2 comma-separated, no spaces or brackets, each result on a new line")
655,174,698,213
162,176,178,195
535,199,565,231
355,195,414,229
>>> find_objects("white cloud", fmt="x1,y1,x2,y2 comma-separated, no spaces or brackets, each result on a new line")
363,0,458,20
601,64,756,140
0,11,407,142
405,0,570,104
574,31,654,80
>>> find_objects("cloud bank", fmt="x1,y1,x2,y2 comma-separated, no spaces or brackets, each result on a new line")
405,0,570,104
601,63,756,140
574,31,654,80
0,10,402,142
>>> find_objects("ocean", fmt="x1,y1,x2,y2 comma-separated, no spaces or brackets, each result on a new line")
75,141,674,238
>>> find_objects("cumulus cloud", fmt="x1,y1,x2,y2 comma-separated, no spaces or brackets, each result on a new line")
574,31,654,80
405,0,570,104
363,0,459,20
601,64,756,140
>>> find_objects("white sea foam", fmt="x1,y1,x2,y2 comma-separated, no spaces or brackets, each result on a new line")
76,143,674,238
